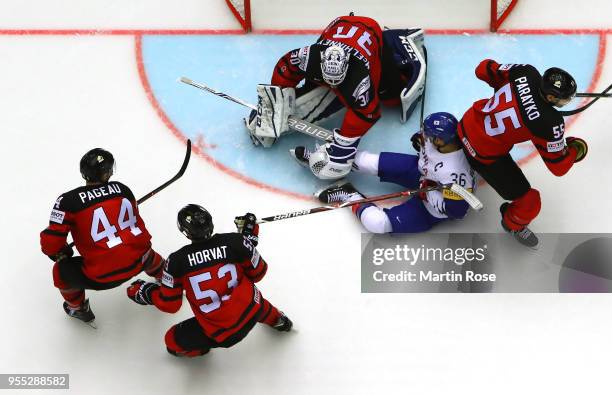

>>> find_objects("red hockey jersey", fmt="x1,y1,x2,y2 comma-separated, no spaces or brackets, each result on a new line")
150,233,268,343
271,15,383,138
459,59,578,176
40,181,152,283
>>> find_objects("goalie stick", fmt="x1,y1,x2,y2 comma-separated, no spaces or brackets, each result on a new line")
180,77,333,142
67,139,192,248
560,82,612,116
257,183,483,224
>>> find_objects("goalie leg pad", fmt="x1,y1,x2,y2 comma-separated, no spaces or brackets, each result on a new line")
254,84,295,141
382,29,427,123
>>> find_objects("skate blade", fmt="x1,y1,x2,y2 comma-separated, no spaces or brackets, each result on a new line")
313,179,349,199
85,320,98,329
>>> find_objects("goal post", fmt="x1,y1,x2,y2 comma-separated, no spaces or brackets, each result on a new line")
225,0,251,32
224,0,519,33
491,0,519,31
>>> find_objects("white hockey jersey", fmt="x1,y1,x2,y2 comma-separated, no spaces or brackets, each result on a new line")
417,140,476,219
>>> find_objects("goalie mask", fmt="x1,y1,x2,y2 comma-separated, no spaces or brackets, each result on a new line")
321,45,350,86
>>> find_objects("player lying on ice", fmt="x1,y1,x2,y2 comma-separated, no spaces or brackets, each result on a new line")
244,13,426,180
316,112,476,233
458,60,588,248
39,149,165,327
126,205,292,357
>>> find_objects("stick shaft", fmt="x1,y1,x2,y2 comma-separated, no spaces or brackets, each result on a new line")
180,76,333,142
180,77,257,110
561,82,612,116
576,92,612,98
257,190,416,224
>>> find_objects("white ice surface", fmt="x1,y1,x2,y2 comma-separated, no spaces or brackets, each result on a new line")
1,2,612,395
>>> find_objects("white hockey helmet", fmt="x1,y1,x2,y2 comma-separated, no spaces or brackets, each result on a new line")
320,45,350,86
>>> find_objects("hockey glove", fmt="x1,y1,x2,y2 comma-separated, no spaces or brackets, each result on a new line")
127,280,159,305
566,137,588,162
411,132,424,152
418,179,439,201
49,244,74,262
235,212,259,246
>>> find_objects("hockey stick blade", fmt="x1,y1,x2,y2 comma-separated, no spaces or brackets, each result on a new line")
448,183,483,211
287,117,333,142
66,140,192,249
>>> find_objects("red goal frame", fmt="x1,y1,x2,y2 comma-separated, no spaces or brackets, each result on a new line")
491,0,519,31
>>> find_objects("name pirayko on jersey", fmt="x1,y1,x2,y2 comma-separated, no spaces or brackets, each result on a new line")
514,75,541,121
188,246,228,267
78,183,123,203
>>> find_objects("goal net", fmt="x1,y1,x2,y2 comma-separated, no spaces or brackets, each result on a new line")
226,0,251,31
225,0,519,33
491,0,519,31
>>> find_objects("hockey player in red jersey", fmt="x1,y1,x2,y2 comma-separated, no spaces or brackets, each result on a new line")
40,149,165,325
126,205,292,357
245,14,427,180
459,60,588,247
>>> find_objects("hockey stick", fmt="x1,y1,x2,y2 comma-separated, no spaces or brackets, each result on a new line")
180,77,333,142
136,139,192,205
67,139,192,248
576,92,612,98
257,183,483,224
560,82,612,116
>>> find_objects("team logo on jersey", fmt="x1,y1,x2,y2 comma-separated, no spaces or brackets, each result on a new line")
50,209,65,224
297,46,310,72
253,286,261,304
162,271,174,288
547,139,566,153
352,76,371,107
251,249,260,268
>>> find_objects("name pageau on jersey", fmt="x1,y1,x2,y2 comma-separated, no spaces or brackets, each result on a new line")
418,140,476,219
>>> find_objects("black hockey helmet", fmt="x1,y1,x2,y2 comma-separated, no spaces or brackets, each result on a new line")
177,204,214,241
541,67,577,100
80,148,115,183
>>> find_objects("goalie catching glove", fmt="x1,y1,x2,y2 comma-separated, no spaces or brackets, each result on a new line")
305,129,361,180
244,84,295,147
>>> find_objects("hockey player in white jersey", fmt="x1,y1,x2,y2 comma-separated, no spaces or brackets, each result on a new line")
316,112,476,233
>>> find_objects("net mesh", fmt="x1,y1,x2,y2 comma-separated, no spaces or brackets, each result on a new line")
225,0,250,31
496,0,514,18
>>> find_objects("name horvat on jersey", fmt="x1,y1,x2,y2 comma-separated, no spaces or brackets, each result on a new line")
318,39,370,70
514,76,541,121
187,246,228,266
78,183,122,203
